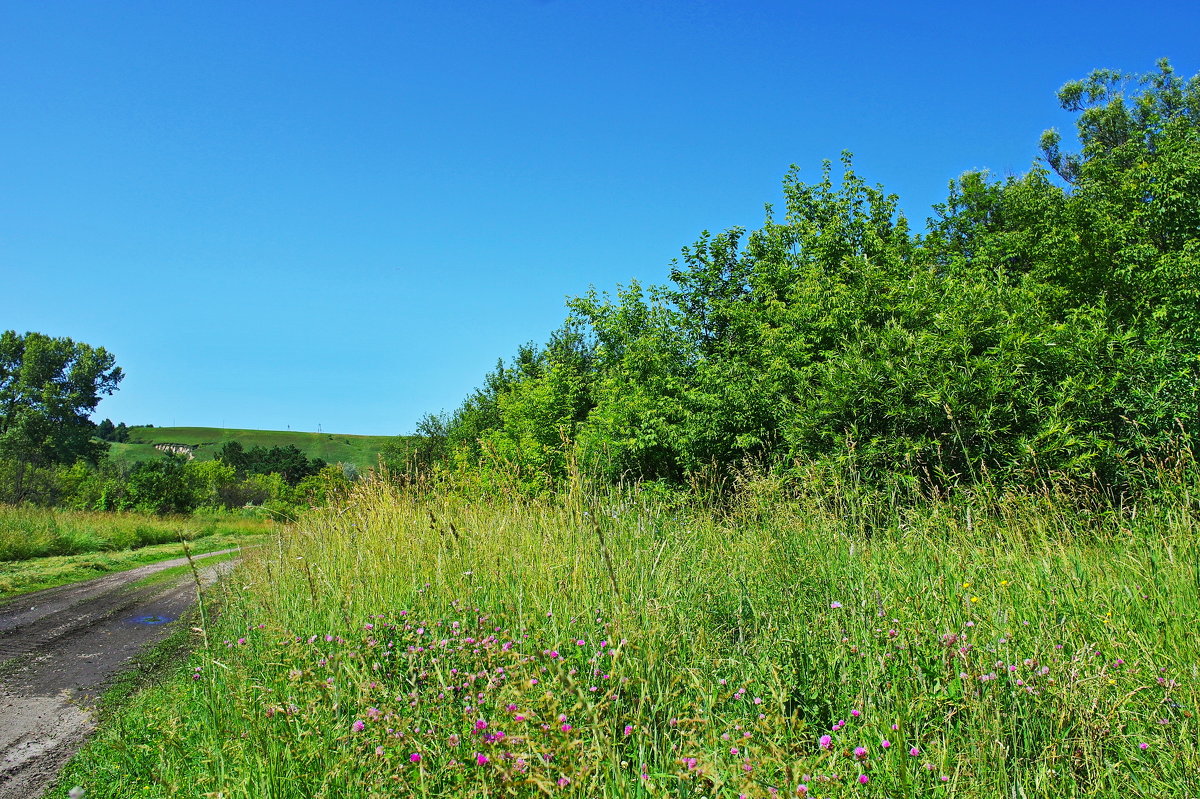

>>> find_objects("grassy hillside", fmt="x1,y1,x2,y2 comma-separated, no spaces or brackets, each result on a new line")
106,426,406,471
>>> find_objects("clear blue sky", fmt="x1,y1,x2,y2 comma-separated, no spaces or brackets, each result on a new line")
4,1,1198,436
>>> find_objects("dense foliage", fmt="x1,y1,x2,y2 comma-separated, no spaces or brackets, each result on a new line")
55,476,1200,798
434,63,1199,498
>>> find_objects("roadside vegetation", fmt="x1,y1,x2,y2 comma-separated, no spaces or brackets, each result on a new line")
49,474,1199,798
0,507,269,599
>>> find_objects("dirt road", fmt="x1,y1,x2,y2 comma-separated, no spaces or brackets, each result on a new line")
0,550,237,799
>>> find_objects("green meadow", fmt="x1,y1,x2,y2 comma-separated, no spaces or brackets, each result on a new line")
51,476,1200,798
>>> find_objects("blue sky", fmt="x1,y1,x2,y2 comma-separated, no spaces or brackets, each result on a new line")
3,1,1198,436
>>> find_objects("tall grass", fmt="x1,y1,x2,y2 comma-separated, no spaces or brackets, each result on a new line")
55,476,1199,798
0,506,269,562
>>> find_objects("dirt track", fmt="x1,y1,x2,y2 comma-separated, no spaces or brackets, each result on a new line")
0,550,237,799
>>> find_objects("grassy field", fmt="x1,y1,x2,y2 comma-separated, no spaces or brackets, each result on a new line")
0,507,272,598
50,476,1199,798
106,426,407,470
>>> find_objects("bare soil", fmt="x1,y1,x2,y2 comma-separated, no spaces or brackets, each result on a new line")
0,550,236,799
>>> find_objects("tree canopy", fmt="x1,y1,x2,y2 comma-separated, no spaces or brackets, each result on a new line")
429,62,1200,500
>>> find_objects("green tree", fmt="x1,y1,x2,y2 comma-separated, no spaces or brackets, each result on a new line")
217,440,249,475
1040,60,1200,338
121,456,201,515
0,331,123,501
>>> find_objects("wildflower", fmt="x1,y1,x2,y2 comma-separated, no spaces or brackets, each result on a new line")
853,747,868,760
561,723,573,732
830,602,843,609
624,725,634,736
476,753,489,765
851,709,861,718
410,753,421,763
352,720,365,732
819,735,833,750
858,774,869,785
881,739,891,749
558,777,570,787
375,746,384,756
1139,742,1149,750
909,747,920,756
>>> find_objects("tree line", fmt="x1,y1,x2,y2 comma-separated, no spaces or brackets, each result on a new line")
0,330,350,516
425,62,1199,501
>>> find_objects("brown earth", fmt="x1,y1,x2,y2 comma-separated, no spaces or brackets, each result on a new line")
0,550,237,799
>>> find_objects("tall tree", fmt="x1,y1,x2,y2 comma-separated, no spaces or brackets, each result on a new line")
0,331,123,500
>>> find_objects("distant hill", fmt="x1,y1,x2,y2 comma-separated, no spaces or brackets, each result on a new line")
105,426,408,471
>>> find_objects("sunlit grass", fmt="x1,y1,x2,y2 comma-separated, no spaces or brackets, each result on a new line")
0,507,272,598
53,477,1200,797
